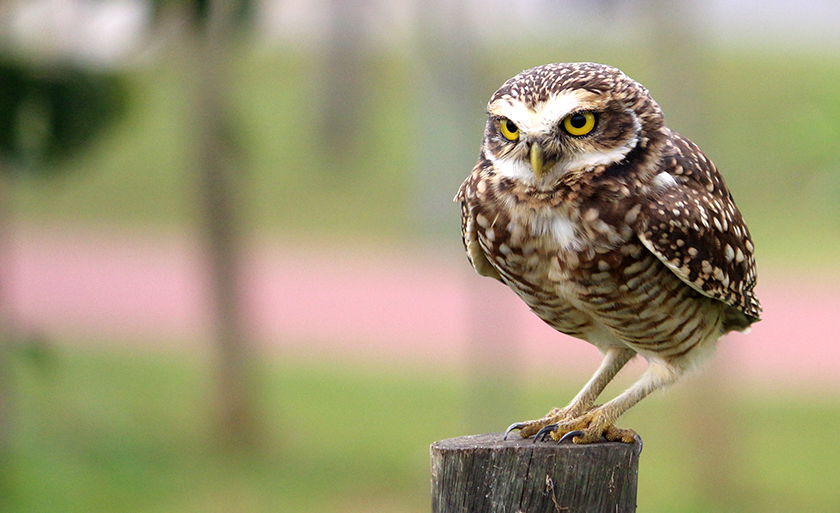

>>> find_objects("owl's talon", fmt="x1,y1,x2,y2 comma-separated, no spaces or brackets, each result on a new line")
558,430,586,444
633,433,643,455
533,424,558,443
503,422,526,440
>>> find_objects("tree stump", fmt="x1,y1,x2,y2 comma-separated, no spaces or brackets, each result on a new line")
431,433,640,513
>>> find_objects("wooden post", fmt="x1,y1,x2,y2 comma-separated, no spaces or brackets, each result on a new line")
431,433,640,513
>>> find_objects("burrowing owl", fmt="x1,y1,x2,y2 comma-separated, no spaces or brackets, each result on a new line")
456,62,760,445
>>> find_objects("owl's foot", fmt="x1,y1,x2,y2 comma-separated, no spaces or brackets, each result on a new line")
504,407,578,440
505,408,642,454
530,408,640,447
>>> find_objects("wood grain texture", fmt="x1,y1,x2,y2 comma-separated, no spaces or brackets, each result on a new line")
431,433,640,513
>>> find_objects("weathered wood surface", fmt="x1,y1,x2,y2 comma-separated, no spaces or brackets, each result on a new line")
431,433,640,513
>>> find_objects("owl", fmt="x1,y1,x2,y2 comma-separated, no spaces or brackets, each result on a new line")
456,62,760,446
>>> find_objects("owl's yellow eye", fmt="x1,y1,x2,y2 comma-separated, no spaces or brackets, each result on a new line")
499,118,520,141
563,112,597,136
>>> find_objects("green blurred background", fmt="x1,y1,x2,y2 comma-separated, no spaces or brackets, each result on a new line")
1,0,839,512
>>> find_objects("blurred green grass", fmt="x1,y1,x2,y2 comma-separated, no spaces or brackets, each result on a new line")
4,345,840,513
9,48,840,267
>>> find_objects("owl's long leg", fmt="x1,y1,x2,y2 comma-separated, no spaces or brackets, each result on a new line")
505,346,635,439
542,359,683,444
564,346,636,416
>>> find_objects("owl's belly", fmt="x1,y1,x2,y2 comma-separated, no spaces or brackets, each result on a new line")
482,230,726,363
487,245,594,339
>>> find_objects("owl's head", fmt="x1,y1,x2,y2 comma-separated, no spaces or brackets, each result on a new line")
483,62,667,187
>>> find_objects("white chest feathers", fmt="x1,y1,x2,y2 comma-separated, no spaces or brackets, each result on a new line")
527,209,581,251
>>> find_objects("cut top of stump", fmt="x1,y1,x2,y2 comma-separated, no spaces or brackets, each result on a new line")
431,433,640,513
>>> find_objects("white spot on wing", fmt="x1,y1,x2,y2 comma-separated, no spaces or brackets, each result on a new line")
652,172,678,190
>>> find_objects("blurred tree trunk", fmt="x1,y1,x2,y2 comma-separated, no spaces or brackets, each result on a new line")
412,0,483,240
189,0,260,450
0,169,11,474
413,0,522,434
317,0,367,177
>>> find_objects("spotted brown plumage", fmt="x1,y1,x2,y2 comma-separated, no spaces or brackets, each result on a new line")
455,62,760,445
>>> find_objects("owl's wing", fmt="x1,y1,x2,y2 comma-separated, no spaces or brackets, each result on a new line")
637,133,761,323
456,173,503,281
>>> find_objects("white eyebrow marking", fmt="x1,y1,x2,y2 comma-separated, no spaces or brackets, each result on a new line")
490,89,590,138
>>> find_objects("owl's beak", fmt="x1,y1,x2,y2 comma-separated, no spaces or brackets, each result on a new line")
530,143,555,179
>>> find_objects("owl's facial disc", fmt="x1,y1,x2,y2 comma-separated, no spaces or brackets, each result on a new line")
488,89,641,185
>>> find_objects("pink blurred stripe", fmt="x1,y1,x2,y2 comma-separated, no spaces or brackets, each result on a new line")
6,222,839,388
